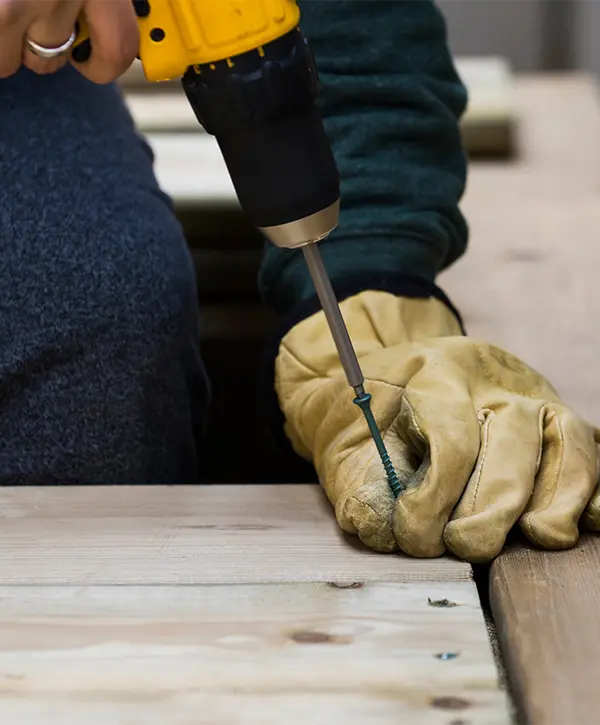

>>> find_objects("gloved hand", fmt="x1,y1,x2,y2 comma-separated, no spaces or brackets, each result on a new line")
274,290,600,563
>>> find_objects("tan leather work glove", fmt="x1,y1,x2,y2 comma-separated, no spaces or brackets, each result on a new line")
274,290,600,563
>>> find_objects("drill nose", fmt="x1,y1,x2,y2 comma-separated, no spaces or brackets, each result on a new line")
258,199,339,250
180,27,339,243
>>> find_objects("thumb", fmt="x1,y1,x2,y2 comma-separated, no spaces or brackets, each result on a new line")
392,372,480,558
337,427,424,553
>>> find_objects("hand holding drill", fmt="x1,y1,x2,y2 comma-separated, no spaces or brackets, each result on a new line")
0,0,137,81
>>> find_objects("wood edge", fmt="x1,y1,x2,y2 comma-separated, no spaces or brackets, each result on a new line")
489,552,532,725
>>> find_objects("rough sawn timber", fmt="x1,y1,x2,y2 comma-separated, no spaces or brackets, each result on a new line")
491,540,600,725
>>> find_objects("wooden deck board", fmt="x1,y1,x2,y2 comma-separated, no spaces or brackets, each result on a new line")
0,581,509,724
490,538,600,725
0,485,471,585
0,485,511,723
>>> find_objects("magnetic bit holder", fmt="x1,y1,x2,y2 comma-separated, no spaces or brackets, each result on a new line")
300,243,404,499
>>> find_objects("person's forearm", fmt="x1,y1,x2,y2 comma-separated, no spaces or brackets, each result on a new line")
258,0,469,318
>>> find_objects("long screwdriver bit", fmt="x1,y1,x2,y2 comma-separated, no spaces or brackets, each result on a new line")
301,243,404,498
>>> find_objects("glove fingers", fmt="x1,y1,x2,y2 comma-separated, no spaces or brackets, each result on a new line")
520,405,599,547
392,378,480,558
443,403,541,563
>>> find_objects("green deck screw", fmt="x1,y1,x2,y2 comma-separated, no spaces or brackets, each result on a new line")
353,392,403,498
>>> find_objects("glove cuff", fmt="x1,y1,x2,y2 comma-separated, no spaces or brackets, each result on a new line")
256,273,465,466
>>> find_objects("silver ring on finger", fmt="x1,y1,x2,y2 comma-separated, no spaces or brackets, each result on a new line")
26,29,77,60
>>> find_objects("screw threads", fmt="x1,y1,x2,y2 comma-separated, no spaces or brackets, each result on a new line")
380,449,402,498
353,392,404,499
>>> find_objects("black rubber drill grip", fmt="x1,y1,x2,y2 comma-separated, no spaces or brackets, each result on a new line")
181,28,339,229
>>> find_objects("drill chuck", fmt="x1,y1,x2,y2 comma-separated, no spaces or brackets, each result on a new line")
181,28,340,248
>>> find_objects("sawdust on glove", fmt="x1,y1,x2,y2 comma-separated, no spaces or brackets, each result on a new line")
274,290,600,563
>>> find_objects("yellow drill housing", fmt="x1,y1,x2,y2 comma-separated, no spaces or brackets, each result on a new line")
75,0,301,82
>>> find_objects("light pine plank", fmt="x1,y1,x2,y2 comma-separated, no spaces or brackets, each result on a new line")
0,485,471,584
0,581,510,724
146,133,236,207
490,537,600,725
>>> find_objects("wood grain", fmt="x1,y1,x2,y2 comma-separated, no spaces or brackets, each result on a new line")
0,581,509,724
0,485,471,585
441,74,600,724
0,487,512,722
490,537,600,725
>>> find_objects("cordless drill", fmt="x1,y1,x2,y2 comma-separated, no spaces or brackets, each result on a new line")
74,0,338,248
73,0,402,496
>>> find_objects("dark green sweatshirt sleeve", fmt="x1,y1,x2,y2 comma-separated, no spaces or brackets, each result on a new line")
257,0,469,318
